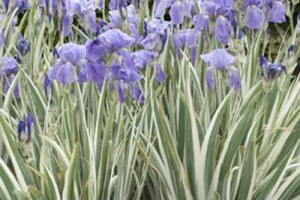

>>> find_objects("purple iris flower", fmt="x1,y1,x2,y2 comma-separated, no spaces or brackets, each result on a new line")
131,85,144,102
201,49,241,89
215,16,232,44
228,69,241,89
141,18,170,52
44,75,52,99
78,61,106,88
155,0,192,24
40,0,58,18
62,0,98,36
18,113,35,143
245,5,265,29
99,29,135,52
244,0,286,29
172,29,198,64
109,5,140,41
119,49,158,70
109,0,128,12
193,1,233,44
131,50,158,68
0,57,19,75
169,0,192,24
193,14,210,33
173,29,198,49
268,0,286,23
110,63,143,103
259,55,286,81
1,57,20,98
206,69,215,89
85,38,107,62
48,43,86,84
48,42,107,87
156,63,166,83
17,34,30,56
201,49,235,70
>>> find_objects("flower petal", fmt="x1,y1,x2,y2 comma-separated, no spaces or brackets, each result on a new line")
228,69,241,89
215,16,232,44
56,62,76,84
268,1,286,23
201,49,235,70
245,6,264,29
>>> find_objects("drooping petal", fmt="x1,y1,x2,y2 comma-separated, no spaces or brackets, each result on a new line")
62,13,73,36
109,10,123,28
214,16,232,44
201,2,218,17
156,63,166,83
0,57,18,76
48,60,64,81
117,82,126,103
78,64,89,83
170,1,184,24
44,74,52,99
268,1,286,23
85,61,106,84
131,86,144,102
206,69,215,89
245,6,264,29
228,69,241,89
109,0,117,10
85,38,107,62
119,50,136,71
55,62,76,84
193,14,210,32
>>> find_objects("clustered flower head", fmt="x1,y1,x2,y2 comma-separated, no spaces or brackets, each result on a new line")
0,0,289,104
47,24,164,102
259,55,286,81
